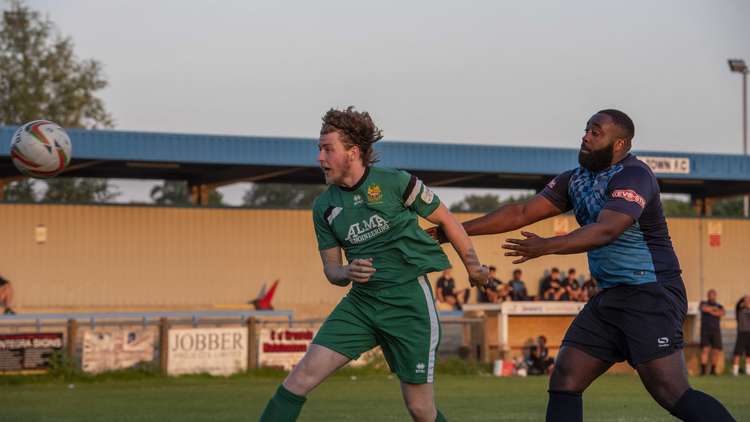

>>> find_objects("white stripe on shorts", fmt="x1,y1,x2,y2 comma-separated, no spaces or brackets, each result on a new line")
418,275,439,383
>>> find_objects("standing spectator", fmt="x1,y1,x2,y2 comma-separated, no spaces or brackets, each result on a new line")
732,294,750,376
580,277,598,302
526,335,555,375
562,268,581,301
478,266,501,303
509,269,529,301
436,268,468,310
0,275,15,315
700,289,725,375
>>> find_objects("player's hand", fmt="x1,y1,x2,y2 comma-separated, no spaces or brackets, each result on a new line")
468,265,490,287
425,226,449,244
346,258,376,283
502,231,549,264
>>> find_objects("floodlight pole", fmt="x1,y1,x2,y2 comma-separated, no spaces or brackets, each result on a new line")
743,70,748,218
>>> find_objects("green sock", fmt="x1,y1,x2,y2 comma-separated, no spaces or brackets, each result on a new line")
259,385,306,422
435,409,447,422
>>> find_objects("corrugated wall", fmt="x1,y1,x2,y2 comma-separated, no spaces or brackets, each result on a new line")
1,204,747,316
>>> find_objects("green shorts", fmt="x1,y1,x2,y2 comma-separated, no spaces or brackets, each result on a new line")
312,275,441,384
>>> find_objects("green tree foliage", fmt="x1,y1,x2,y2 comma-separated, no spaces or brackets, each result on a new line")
1,0,114,202
150,181,223,206
450,193,534,213
43,178,119,203
243,183,326,208
660,198,696,217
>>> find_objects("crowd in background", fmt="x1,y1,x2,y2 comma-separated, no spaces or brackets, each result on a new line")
435,266,598,310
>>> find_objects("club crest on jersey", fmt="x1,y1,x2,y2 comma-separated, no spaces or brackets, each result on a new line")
367,184,382,203
345,214,390,244
611,189,645,208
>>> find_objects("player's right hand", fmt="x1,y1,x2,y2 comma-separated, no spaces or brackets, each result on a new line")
468,265,490,288
346,258,376,284
425,226,449,244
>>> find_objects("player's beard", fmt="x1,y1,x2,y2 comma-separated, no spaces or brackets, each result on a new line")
578,141,615,172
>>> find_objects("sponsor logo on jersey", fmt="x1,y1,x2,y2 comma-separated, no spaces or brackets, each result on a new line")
420,187,434,204
611,189,645,208
345,214,390,244
367,184,382,203
353,194,363,207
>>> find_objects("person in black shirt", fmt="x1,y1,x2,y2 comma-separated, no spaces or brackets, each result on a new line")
526,335,555,375
699,289,725,375
732,294,750,376
436,268,468,310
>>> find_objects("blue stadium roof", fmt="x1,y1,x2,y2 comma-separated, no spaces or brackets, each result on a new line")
2,126,749,197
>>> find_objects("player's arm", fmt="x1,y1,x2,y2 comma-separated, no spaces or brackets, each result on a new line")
503,209,633,263
425,203,488,286
318,247,375,286
465,194,565,237
435,283,446,302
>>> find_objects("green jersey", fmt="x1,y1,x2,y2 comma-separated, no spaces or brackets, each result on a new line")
313,167,451,290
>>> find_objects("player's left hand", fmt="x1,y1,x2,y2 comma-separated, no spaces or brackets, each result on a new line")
502,231,549,264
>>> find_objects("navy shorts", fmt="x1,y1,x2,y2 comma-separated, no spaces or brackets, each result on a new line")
700,329,722,350
562,280,687,367
733,332,750,356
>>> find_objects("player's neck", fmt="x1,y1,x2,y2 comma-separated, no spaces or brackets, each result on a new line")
338,165,367,189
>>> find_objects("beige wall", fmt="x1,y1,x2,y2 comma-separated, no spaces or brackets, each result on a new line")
1,204,748,317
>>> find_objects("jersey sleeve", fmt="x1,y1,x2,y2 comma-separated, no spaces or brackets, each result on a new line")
603,166,655,221
397,170,441,218
540,170,573,212
312,201,340,250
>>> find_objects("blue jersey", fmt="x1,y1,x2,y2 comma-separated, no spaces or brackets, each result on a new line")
541,154,682,289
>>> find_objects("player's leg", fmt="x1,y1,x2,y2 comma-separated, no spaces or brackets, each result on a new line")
547,289,621,422
699,344,710,375
546,346,612,422
400,382,443,422
260,294,377,422
636,350,735,421
376,275,446,421
732,353,740,376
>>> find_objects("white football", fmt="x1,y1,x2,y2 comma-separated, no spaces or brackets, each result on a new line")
9,120,72,178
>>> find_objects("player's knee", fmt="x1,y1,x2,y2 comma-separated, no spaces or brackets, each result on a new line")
404,397,436,421
647,382,687,411
549,359,582,392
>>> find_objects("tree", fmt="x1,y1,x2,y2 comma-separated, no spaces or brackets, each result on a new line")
3,178,36,201
150,181,224,206
243,183,326,208
1,0,115,202
43,178,119,203
661,198,696,217
450,193,534,213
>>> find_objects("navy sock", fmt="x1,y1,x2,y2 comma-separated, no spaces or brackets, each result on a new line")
546,390,582,422
671,389,735,422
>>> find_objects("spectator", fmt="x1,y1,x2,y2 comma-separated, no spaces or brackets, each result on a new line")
580,277,598,301
436,268,468,310
0,275,15,315
562,268,581,301
509,269,529,301
539,268,562,300
732,294,750,376
478,266,501,303
526,335,555,375
700,289,725,375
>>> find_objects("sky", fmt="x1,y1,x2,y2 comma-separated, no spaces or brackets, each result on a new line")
23,0,750,205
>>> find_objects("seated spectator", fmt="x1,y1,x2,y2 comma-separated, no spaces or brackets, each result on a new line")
478,266,500,303
526,335,555,375
508,269,529,301
580,277,598,301
561,268,581,301
436,268,468,310
539,267,562,300
0,275,15,315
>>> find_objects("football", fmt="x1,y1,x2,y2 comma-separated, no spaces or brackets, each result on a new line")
9,120,72,178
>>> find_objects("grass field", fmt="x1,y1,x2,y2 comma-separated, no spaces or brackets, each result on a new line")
1,371,748,422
